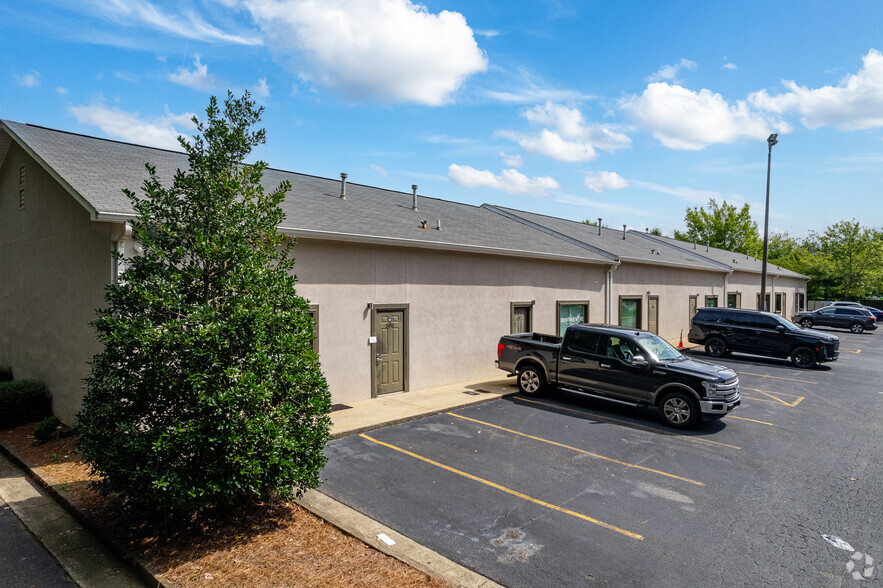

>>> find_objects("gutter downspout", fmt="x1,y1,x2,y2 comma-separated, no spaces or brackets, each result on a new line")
605,264,618,324
110,222,132,283
723,270,733,308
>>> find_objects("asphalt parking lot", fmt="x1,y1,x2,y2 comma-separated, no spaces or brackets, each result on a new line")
321,329,882,587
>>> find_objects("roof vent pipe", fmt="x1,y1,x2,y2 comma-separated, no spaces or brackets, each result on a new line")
693,238,697,250
411,184,418,211
340,173,348,200
436,219,441,230
598,218,602,236
622,225,627,240
706,241,710,252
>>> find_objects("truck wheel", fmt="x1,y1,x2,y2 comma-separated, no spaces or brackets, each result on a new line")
799,318,813,328
659,391,699,429
791,346,816,368
517,365,546,396
850,322,864,334
704,337,727,358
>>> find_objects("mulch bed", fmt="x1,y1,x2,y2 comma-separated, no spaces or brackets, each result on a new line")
0,423,449,587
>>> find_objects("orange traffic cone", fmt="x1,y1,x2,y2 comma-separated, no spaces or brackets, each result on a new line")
678,330,684,348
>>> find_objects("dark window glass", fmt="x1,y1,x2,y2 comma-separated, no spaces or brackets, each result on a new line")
835,308,859,316
567,330,601,354
602,335,641,364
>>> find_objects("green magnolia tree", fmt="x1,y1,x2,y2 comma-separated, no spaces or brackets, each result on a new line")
674,198,761,254
76,92,330,512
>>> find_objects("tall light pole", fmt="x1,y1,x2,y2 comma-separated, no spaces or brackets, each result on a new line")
759,133,778,311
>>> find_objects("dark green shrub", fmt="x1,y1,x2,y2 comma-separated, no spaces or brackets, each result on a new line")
0,366,12,382
34,416,62,441
0,381,51,429
76,92,331,513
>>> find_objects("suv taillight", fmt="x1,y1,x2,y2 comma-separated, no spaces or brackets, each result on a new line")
497,343,505,357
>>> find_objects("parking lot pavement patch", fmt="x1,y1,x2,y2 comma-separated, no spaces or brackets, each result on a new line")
737,371,817,384
447,412,704,486
728,415,775,426
514,396,742,450
359,433,645,541
739,387,805,407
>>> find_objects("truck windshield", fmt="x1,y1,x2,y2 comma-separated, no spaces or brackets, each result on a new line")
636,333,684,362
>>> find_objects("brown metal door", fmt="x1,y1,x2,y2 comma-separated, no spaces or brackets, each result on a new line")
648,296,659,334
512,306,531,333
375,310,404,395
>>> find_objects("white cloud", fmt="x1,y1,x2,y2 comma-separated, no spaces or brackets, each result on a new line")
722,62,738,71
620,83,786,150
499,151,523,167
584,171,628,193
448,164,559,195
647,58,697,83
85,0,261,45
240,0,487,106
482,68,592,104
475,29,499,37
370,164,388,177
69,103,196,150
16,70,41,88
169,55,220,91
498,102,631,162
253,77,271,98
749,49,883,130
56,87,69,95
629,180,745,205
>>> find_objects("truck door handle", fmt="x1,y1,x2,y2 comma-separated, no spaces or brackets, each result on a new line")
600,363,612,369
562,356,572,361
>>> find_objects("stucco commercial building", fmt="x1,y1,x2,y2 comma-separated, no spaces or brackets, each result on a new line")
0,121,808,423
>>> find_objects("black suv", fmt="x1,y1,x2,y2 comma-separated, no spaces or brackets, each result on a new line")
688,307,839,368
792,306,877,333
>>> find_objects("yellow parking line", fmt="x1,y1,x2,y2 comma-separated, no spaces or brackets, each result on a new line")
360,433,644,541
740,388,805,407
728,415,775,426
513,396,742,450
839,348,861,354
448,412,704,486
737,371,817,385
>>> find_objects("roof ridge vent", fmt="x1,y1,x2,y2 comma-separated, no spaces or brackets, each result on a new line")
340,173,348,200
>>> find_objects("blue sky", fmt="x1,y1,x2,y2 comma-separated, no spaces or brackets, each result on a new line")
3,1,882,237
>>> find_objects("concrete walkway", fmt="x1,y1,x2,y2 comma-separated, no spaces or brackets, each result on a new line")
330,375,518,438
0,375,519,588
0,452,148,587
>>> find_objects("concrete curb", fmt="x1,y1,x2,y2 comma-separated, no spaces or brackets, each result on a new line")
0,382,515,588
0,446,162,588
297,489,502,588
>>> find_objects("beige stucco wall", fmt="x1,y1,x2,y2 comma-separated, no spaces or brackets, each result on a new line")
291,239,607,404
610,263,727,342
727,270,807,317
0,144,110,424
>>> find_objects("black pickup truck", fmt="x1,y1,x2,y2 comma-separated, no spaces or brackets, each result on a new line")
496,324,740,428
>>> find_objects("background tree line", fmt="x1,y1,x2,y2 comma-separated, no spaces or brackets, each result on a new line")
672,199,883,301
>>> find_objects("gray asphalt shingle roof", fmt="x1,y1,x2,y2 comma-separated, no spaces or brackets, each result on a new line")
2,119,806,279
483,205,729,272
1,120,607,264
642,233,807,279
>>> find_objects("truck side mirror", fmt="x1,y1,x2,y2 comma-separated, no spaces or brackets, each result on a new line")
632,355,648,367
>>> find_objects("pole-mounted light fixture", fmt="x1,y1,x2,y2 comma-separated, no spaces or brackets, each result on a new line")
759,133,778,311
